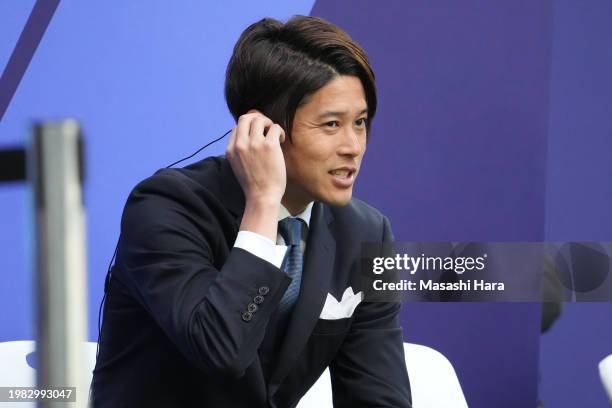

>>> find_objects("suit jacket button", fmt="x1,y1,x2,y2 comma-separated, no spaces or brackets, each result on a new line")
253,295,264,304
258,286,269,295
247,303,258,313
241,311,253,322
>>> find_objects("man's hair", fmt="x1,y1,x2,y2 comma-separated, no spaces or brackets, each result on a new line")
224,15,377,139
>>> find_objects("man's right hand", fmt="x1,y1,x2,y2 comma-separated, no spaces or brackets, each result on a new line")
226,110,287,241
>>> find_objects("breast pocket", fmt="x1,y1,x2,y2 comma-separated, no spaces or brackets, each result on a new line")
311,317,352,335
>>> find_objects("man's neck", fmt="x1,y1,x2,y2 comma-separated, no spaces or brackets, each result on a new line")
281,197,308,216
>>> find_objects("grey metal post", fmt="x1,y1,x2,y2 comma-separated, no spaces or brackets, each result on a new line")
30,120,88,408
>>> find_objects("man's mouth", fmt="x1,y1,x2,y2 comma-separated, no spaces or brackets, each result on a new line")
329,167,357,187
330,169,352,178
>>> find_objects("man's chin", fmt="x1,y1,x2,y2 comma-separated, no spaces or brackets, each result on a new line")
319,192,353,207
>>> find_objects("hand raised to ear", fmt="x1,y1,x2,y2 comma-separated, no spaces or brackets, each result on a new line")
226,110,287,241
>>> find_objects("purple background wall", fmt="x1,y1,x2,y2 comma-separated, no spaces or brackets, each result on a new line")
1,1,610,407
539,1,612,407
313,0,612,406
311,1,551,406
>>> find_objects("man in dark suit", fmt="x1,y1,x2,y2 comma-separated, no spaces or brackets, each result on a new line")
91,15,412,407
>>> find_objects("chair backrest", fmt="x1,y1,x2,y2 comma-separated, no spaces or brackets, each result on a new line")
0,340,98,408
297,342,468,407
600,353,612,402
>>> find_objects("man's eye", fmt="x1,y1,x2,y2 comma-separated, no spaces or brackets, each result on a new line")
324,121,340,128
355,118,367,127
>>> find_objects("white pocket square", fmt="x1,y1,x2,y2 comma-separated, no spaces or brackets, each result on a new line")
319,287,363,320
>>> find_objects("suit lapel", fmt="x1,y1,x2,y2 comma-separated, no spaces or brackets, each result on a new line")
268,202,335,395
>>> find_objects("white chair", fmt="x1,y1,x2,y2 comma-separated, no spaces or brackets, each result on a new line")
0,341,467,407
298,343,468,408
0,341,97,408
600,353,612,402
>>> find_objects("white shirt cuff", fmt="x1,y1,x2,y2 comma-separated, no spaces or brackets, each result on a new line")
234,230,288,269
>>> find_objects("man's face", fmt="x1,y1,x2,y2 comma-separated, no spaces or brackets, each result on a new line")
281,75,368,213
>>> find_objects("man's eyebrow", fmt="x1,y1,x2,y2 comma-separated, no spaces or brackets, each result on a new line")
316,108,368,120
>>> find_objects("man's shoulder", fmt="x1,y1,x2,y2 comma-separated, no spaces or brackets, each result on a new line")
118,156,238,252
121,155,239,224
133,155,227,193
124,155,239,209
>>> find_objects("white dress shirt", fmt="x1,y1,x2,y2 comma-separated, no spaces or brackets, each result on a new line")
233,202,313,268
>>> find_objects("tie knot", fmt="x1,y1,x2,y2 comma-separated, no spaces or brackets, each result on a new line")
278,218,304,246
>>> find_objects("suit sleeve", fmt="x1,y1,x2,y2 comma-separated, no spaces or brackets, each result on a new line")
329,216,413,407
115,172,291,379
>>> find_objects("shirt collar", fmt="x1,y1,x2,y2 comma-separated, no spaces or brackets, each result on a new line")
278,201,314,228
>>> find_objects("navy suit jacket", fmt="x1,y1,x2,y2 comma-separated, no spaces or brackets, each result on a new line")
91,156,412,407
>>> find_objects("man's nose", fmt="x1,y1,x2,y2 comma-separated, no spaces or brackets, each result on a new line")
337,128,363,157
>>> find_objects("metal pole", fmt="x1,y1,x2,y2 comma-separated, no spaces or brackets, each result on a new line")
30,120,87,408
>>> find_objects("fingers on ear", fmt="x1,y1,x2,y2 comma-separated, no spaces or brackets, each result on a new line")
265,123,286,143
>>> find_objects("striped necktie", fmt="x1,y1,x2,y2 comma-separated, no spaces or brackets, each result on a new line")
277,217,305,315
